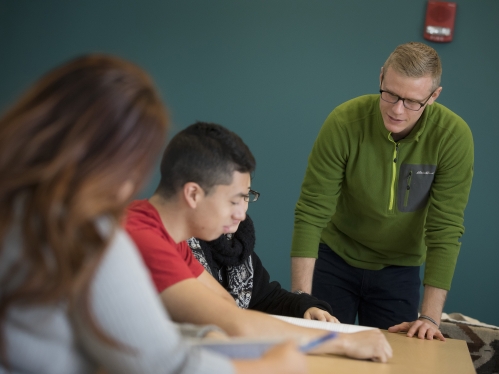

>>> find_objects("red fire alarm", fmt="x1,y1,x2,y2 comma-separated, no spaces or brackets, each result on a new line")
423,1,457,43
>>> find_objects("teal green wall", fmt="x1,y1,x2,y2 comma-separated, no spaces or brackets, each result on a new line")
2,1,498,326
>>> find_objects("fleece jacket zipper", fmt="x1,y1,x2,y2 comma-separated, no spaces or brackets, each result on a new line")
388,142,399,212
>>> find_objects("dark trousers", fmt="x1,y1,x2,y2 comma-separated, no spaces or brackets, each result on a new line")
312,244,420,330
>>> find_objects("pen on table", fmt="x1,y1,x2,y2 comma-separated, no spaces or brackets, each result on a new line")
299,331,338,353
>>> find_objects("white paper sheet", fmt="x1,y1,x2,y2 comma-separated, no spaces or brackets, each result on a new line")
272,315,376,333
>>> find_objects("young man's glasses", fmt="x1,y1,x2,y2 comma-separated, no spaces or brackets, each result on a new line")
243,189,260,203
379,76,436,111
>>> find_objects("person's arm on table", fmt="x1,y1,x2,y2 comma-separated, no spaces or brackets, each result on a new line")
289,258,339,321
303,307,339,323
248,252,337,322
388,285,447,341
161,278,392,362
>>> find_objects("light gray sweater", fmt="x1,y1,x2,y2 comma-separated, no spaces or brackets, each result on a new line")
0,224,234,374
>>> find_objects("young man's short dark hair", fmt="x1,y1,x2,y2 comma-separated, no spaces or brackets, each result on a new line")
156,121,256,198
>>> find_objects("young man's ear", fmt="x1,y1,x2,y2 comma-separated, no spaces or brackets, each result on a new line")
427,86,443,106
183,182,205,209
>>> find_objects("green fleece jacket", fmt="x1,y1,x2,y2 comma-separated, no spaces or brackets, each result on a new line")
291,95,473,290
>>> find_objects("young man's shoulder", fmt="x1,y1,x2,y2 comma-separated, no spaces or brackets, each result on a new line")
334,94,379,115
324,94,380,129
426,102,472,138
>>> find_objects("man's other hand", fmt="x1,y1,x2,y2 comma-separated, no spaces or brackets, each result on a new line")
388,319,445,341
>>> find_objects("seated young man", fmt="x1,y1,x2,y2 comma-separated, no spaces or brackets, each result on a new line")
188,213,338,322
125,122,392,362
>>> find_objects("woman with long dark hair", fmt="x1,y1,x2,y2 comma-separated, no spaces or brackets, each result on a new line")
0,55,307,374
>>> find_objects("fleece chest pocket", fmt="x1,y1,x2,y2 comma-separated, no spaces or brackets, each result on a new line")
397,164,436,212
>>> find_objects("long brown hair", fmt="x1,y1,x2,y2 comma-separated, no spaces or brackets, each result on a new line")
0,55,168,355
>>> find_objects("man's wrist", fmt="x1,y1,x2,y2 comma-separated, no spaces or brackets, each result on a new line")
419,314,440,328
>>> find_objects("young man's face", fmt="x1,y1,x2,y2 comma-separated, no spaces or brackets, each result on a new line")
379,66,441,140
191,171,251,241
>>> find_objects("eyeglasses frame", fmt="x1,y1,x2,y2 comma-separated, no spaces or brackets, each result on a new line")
243,189,260,203
379,76,437,112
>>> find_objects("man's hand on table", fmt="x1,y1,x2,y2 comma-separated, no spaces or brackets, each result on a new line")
388,319,446,341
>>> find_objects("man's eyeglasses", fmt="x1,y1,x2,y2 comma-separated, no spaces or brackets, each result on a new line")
379,76,436,111
243,189,260,203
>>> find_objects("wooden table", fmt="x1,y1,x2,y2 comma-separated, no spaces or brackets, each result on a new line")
307,330,475,374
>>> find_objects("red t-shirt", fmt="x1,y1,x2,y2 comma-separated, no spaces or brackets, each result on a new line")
125,199,204,293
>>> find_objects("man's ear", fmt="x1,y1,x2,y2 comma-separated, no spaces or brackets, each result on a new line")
183,182,205,209
379,67,384,85
427,86,443,106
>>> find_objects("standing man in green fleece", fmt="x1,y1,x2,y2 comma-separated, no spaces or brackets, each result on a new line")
290,42,473,341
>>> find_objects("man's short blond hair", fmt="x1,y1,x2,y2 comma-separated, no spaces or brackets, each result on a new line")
383,42,442,91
